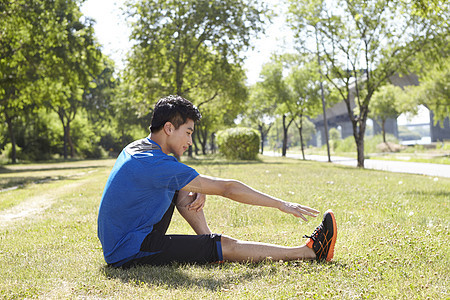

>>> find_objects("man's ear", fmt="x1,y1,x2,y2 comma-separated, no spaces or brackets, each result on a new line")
163,122,174,135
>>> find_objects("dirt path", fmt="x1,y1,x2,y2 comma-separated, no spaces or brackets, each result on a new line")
0,180,87,228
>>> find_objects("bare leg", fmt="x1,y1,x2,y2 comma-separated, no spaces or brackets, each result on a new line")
221,235,316,262
176,190,212,235
176,191,316,262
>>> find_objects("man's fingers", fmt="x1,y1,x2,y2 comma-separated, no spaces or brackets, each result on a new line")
301,205,320,215
283,202,320,221
188,193,206,211
298,213,308,222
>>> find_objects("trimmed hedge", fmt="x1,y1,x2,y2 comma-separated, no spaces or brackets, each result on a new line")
216,127,260,160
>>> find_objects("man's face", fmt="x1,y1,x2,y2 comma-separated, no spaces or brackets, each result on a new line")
167,119,194,157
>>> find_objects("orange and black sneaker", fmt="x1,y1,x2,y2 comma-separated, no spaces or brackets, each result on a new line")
304,209,337,261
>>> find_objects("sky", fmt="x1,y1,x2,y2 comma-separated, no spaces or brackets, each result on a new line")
80,0,293,85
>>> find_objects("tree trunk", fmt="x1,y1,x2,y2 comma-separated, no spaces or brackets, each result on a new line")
281,115,293,157
5,112,17,164
192,133,198,156
315,26,331,163
298,116,305,160
356,136,365,168
200,127,208,155
382,119,386,143
67,121,75,158
63,123,68,160
210,133,216,154
258,124,265,154
354,118,367,168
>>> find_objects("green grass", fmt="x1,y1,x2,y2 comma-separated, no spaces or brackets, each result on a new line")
0,156,449,299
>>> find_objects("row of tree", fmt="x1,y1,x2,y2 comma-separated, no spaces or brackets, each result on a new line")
1,0,448,168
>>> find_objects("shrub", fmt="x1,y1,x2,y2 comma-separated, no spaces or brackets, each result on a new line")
329,128,341,151
216,127,260,160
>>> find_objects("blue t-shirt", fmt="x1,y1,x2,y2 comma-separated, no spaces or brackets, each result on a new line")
97,137,199,264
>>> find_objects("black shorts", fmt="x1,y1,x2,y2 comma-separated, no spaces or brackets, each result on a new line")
118,192,223,268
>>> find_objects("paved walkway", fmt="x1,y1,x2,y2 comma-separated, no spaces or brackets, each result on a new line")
264,152,450,178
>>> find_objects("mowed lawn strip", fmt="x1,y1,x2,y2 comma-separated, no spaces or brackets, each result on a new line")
0,156,448,299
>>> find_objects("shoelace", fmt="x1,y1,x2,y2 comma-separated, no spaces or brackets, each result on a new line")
303,224,323,240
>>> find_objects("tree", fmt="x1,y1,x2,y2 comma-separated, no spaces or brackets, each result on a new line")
190,59,248,155
369,84,406,143
285,56,323,160
258,58,293,157
244,85,277,154
83,57,117,125
288,0,447,167
124,0,267,100
40,0,102,159
0,0,50,163
0,0,102,161
407,57,450,125
122,0,267,158
287,0,332,162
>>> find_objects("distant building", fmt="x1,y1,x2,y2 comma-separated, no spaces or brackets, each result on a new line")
310,73,450,146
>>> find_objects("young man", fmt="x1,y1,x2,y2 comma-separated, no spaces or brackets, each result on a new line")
97,95,337,268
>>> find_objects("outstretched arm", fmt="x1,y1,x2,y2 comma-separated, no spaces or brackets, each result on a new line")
181,175,319,221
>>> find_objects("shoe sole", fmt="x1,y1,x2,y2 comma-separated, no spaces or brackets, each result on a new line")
325,209,337,261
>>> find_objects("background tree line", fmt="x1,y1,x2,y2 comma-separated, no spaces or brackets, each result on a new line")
1,0,448,167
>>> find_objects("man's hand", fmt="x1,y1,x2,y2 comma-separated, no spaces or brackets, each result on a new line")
279,202,320,222
187,192,206,212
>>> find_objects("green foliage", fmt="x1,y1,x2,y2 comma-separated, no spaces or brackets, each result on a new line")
370,84,405,122
329,128,341,141
407,57,450,124
287,0,446,167
0,0,103,162
333,135,355,153
398,126,422,141
266,118,316,151
14,110,62,161
124,0,266,107
216,127,260,160
440,141,450,151
365,134,399,153
1,143,22,162
334,134,400,154
328,127,341,151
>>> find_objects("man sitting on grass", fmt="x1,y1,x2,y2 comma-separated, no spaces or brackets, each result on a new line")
97,95,337,268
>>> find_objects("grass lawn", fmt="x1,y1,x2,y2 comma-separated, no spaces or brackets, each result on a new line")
0,156,448,299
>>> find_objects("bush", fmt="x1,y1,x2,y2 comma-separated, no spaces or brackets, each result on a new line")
329,128,341,151
334,136,355,153
333,134,401,154
216,127,260,160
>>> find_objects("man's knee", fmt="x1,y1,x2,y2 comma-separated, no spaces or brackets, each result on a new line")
175,190,191,207
221,235,239,254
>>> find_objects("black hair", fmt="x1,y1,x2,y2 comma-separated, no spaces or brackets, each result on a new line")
150,95,202,133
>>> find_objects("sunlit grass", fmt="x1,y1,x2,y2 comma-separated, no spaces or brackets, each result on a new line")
0,156,448,299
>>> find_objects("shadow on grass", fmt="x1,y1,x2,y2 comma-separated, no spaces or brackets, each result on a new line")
0,176,56,191
0,164,108,190
0,165,106,174
183,156,307,167
102,264,226,291
0,169,102,191
404,190,450,198
101,260,344,291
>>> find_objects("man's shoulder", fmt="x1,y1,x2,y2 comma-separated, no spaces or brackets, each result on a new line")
125,137,160,156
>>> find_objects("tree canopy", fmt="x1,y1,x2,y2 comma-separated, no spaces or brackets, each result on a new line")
0,0,448,163
287,0,448,167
